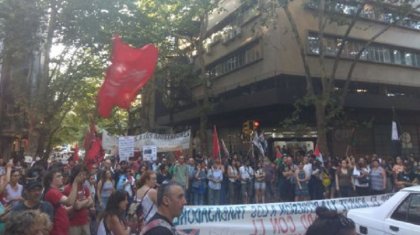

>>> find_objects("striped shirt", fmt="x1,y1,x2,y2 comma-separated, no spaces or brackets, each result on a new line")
370,167,385,191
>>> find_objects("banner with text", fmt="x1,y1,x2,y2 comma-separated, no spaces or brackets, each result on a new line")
174,193,393,235
102,130,191,153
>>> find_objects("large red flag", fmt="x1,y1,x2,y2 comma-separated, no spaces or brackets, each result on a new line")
212,126,221,161
97,35,159,118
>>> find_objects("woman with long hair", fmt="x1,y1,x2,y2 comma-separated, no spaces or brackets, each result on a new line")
97,169,115,211
4,169,23,207
335,159,354,198
97,190,130,235
254,161,266,203
294,161,309,202
135,170,158,223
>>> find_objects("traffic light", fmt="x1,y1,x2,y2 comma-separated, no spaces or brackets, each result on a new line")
252,120,260,130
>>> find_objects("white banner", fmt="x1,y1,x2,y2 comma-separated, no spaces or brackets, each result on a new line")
174,194,393,235
102,130,191,153
118,136,134,162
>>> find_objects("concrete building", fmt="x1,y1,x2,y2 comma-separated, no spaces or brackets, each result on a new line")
154,0,420,158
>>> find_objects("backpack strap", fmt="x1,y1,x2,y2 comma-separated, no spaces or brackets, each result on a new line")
140,218,174,235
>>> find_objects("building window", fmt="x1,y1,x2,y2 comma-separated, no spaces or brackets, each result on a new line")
307,0,420,31
307,33,420,69
207,42,262,78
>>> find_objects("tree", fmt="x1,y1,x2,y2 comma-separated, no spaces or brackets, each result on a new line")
0,0,163,158
261,0,420,156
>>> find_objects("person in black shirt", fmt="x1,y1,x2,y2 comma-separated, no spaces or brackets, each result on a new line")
142,181,187,235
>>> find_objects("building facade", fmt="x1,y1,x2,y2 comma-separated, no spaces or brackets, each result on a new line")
154,0,420,158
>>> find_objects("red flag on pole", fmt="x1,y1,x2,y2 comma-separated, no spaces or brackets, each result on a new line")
212,126,221,161
97,35,159,118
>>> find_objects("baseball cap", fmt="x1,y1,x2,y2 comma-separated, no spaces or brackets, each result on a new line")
25,180,43,190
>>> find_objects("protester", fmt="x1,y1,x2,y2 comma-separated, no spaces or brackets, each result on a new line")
394,160,417,191
352,157,370,196
186,158,196,203
305,207,356,235
12,174,54,221
172,156,189,190
135,171,158,223
5,210,52,235
97,169,115,210
239,160,254,204
335,159,354,198
156,164,171,185
207,161,223,205
227,159,239,204
84,173,98,235
63,164,93,235
280,157,296,202
43,168,84,235
97,190,130,235
310,159,324,199
254,161,266,203
141,181,187,235
369,158,387,195
293,160,309,202
191,161,207,205
263,159,275,203
4,169,23,207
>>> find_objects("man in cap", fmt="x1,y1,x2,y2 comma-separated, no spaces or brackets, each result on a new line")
12,169,54,221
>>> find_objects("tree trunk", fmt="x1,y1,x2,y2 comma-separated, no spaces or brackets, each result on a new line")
315,101,329,156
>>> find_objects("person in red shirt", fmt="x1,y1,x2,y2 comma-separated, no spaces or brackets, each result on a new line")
63,164,94,235
43,167,84,235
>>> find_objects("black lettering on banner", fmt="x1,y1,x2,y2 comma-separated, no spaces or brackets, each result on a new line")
256,205,269,218
251,205,257,218
270,204,277,217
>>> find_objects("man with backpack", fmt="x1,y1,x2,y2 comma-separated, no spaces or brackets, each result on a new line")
141,181,187,235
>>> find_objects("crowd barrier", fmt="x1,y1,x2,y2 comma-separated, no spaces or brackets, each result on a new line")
174,193,393,235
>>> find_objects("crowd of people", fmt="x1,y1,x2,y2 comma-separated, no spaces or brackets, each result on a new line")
0,148,418,235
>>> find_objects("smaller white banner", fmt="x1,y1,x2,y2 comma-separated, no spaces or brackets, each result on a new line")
142,145,157,162
118,136,134,162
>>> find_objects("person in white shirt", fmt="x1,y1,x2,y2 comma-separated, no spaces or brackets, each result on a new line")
207,161,223,205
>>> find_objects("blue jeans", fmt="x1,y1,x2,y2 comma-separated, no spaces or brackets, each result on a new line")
208,188,221,205
193,192,205,205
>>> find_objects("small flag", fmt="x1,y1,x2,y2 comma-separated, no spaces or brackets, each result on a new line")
314,142,324,164
391,121,399,141
212,126,221,160
220,139,229,158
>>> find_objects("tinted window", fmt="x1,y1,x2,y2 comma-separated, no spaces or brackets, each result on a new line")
391,193,420,225
407,194,420,225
